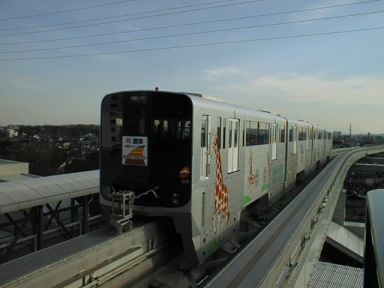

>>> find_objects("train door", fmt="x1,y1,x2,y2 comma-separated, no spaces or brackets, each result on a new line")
228,119,239,173
150,93,193,206
200,115,210,179
271,123,277,160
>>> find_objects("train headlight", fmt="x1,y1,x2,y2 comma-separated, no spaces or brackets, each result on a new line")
172,192,180,205
179,166,191,184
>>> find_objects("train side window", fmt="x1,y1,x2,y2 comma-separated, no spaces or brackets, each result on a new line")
223,118,226,149
293,126,297,154
234,121,238,148
289,127,293,142
258,122,270,145
258,122,262,144
201,116,208,147
271,124,277,160
200,115,210,179
246,120,257,146
228,119,240,173
217,116,222,149
243,120,246,147
280,125,285,142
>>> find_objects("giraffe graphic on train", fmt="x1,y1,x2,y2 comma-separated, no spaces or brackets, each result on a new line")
247,151,259,196
212,133,229,234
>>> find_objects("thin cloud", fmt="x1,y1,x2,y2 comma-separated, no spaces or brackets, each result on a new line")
203,66,245,81
231,74,384,106
9,78,48,91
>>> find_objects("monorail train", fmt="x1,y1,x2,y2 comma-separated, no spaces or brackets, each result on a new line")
100,90,332,270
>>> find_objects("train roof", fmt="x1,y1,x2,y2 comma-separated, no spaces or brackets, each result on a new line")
187,92,330,131
104,90,330,130
185,92,285,122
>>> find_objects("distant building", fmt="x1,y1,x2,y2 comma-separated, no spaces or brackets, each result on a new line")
332,131,344,146
7,126,19,138
32,134,41,141
333,131,342,137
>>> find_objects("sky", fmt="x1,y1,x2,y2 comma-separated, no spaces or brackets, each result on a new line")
0,0,383,134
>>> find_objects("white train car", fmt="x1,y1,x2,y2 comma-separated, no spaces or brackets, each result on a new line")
100,90,332,270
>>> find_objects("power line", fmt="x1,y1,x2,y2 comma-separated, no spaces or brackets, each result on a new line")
0,0,137,21
1,25,383,61
0,0,263,32
0,0,267,35
0,0,380,46
2,9,383,54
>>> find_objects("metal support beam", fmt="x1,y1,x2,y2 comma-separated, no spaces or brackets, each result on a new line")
33,206,43,251
43,202,61,231
45,203,72,239
82,195,89,234
5,209,34,260
70,199,77,223
4,213,27,238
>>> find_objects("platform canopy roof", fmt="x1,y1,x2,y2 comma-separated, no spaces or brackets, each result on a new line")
0,170,99,214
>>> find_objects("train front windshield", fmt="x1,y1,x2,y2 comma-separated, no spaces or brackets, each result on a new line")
100,91,193,207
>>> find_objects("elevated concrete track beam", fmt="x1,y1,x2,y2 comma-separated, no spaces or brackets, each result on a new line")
205,146,384,288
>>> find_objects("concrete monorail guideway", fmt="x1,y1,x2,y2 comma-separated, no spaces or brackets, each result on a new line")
205,146,384,288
